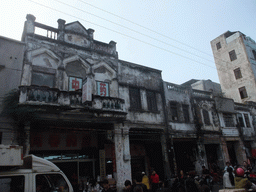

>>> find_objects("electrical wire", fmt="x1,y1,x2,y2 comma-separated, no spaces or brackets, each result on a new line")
28,0,217,70
76,0,235,69
53,0,215,65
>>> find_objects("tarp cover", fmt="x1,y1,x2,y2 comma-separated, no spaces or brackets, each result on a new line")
23,155,60,172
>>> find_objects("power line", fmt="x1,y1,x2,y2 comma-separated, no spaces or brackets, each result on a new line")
76,0,238,74
78,0,214,58
53,0,215,66
28,0,217,70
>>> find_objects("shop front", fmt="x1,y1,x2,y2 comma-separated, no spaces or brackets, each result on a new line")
129,128,165,181
30,121,116,191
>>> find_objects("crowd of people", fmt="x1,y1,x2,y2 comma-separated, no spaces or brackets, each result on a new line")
222,161,256,191
123,170,161,192
77,161,256,192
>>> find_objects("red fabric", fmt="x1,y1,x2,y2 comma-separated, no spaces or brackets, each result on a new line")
150,174,159,184
250,174,256,178
252,149,256,159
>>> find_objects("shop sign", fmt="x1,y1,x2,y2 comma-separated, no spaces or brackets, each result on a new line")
97,81,109,97
30,131,95,151
99,150,106,178
69,77,82,91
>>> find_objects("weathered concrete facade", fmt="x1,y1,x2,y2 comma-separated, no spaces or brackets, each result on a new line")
0,36,25,145
163,80,256,175
10,14,170,191
211,31,256,103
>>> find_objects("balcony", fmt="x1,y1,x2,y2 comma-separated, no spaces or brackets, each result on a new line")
19,85,125,113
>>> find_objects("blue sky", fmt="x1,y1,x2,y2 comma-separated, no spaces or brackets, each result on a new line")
1,0,255,84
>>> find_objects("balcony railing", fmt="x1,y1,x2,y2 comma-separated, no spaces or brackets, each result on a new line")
19,86,125,112
192,89,212,98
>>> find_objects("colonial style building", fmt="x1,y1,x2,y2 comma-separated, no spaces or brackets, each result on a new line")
15,14,170,191
1,15,256,192
211,31,256,103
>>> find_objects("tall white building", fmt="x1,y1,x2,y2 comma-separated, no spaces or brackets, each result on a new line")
211,31,256,103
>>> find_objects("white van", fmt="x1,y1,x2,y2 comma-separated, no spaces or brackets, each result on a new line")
0,155,74,192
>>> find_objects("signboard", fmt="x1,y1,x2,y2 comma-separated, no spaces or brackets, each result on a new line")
69,77,82,91
99,150,106,179
82,77,92,103
97,81,109,97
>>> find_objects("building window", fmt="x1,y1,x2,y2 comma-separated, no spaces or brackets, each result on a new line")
253,50,256,60
202,109,211,125
32,72,55,88
237,113,245,127
182,104,190,123
170,102,178,121
96,81,109,96
216,42,221,50
234,68,242,79
244,114,251,128
129,87,141,110
147,91,157,111
239,86,248,99
223,113,235,127
229,50,237,61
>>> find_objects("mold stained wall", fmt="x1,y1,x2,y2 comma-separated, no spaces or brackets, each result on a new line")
0,36,25,145
118,61,165,125
163,82,195,132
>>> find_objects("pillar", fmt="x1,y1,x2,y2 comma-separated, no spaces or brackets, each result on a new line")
195,141,207,174
25,14,36,35
57,19,66,41
220,137,230,165
160,132,172,181
24,123,30,156
114,124,131,192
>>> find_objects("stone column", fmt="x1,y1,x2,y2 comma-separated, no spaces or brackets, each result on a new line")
195,141,207,174
25,14,36,35
220,137,230,164
57,19,66,41
160,132,172,181
114,124,131,192
24,123,30,156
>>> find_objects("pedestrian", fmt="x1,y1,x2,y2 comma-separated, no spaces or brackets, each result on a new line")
87,179,102,192
234,167,255,190
134,172,148,192
123,180,133,192
141,172,150,190
223,167,235,189
150,170,159,192
101,179,113,192
224,162,234,173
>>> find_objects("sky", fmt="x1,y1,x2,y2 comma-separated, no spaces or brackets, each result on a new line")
1,0,255,85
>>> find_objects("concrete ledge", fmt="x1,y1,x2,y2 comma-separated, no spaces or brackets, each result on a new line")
219,189,245,192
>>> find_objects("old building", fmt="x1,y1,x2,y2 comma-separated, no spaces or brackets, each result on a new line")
0,36,25,145
163,79,256,175
15,14,170,191
211,31,256,103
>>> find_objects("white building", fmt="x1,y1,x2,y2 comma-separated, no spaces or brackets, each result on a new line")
211,31,256,103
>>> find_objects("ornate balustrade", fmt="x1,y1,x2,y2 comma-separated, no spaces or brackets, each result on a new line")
93,95,125,112
19,86,125,112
